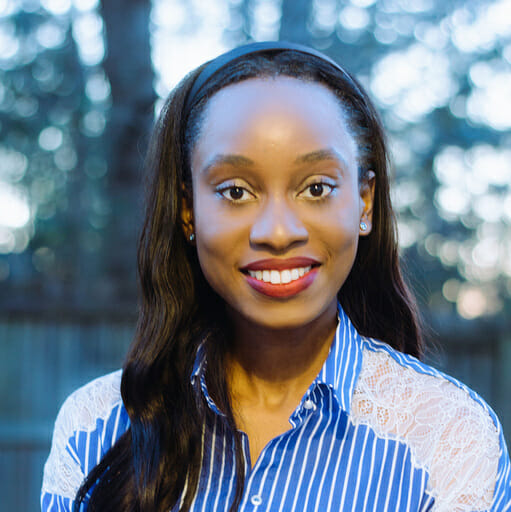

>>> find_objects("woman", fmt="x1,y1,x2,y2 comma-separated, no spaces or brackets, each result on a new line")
41,42,511,511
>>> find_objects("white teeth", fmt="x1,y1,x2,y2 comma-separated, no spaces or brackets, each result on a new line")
270,270,280,284
247,266,313,284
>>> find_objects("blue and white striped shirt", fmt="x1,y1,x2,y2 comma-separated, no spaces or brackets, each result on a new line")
42,307,511,511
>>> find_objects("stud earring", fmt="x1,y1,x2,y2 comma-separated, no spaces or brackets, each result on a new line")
189,233,195,242
360,221,368,232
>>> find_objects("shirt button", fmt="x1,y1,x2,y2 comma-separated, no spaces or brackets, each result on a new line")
303,399,316,410
250,494,262,506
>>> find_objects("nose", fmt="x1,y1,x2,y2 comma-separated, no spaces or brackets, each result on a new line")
249,197,308,252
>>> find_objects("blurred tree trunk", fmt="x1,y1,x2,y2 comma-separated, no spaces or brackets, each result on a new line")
279,0,313,43
100,0,156,310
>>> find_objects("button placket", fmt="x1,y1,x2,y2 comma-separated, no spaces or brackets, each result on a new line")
250,494,262,506
303,398,317,411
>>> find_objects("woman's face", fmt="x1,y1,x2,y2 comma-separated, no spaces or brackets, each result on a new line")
184,77,374,330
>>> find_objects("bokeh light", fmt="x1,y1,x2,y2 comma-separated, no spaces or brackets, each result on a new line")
0,20,19,62
450,0,511,53
311,0,337,35
251,0,281,40
72,11,105,66
339,5,370,31
151,0,230,98
85,72,111,103
370,43,457,122
0,184,30,229
0,147,28,182
72,0,98,12
38,126,64,151
41,0,71,16
467,68,511,131
36,21,67,49
81,110,106,136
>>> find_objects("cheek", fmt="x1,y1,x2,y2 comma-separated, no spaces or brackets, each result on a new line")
325,220,359,257
313,202,361,263
192,195,247,289
194,199,247,248
194,229,233,300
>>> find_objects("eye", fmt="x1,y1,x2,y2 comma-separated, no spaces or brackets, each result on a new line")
299,181,335,199
217,185,254,202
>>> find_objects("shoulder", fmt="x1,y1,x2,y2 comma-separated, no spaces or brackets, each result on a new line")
55,369,124,434
352,338,508,511
41,370,128,501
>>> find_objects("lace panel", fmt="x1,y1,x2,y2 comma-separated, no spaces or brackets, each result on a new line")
351,349,500,512
42,370,123,498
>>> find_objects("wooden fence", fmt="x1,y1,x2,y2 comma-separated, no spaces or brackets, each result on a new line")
0,315,134,511
0,314,509,511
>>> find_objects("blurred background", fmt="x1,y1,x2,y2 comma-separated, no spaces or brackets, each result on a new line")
0,0,510,509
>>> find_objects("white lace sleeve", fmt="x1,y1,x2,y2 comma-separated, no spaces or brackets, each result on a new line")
41,370,123,501
425,382,501,511
352,350,501,512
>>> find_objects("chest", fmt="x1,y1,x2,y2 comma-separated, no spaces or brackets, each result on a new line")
186,407,433,512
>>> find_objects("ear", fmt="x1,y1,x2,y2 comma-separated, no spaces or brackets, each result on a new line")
359,170,375,236
181,186,194,241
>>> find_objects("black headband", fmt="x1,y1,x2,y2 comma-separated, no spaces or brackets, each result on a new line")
184,41,360,112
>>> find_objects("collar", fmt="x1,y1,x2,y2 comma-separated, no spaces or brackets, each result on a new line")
191,303,364,416
315,305,364,414
191,339,225,416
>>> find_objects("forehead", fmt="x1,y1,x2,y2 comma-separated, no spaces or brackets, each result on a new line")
192,77,356,162
201,76,345,126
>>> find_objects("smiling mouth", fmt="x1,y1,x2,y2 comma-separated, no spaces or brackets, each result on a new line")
242,263,319,298
246,266,313,285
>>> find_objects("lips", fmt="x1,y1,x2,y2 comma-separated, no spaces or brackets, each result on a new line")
242,257,320,272
240,257,320,298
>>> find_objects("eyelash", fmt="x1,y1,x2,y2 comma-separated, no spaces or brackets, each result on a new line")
299,181,336,200
216,183,255,202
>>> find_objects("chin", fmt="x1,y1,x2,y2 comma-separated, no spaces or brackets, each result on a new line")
228,295,337,331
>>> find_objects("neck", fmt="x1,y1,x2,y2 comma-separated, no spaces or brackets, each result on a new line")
225,301,338,403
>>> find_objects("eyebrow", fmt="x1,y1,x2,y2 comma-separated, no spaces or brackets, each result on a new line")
295,148,349,170
200,154,255,174
200,148,349,175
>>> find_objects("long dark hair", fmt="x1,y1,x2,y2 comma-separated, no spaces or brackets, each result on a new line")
75,47,423,511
